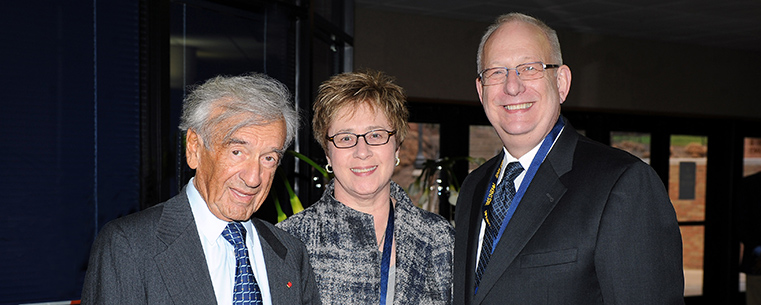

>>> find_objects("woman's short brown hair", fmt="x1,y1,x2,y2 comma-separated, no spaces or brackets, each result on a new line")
313,69,409,153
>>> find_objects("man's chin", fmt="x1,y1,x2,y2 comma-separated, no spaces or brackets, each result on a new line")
229,205,258,221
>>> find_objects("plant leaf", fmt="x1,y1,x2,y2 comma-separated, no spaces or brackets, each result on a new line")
278,169,305,215
273,195,287,223
288,150,329,178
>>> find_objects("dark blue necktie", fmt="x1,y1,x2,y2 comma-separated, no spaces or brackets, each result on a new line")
222,222,263,305
475,161,524,291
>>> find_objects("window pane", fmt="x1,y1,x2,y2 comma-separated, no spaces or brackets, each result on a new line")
743,137,761,176
312,35,338,93
171,4,266,88
669,135,707,222
610,132,651,164
312,0,339,26
739,137,761,293
683,225,705,297
669,134,708,297
395,123,440,212
169,2,295,189
468,125,503,172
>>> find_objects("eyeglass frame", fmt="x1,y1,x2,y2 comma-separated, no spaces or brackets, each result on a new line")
478,61,560,85
326,129,397,149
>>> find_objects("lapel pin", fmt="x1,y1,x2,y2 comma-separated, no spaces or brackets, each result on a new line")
287,281,293,288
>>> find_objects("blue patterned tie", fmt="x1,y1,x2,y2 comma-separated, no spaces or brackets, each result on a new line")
222,222,263,305
475,162,524,291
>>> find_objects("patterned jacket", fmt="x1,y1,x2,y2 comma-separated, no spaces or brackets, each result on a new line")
277,180,454,305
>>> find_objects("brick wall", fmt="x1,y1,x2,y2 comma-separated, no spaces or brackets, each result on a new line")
669,158,707,270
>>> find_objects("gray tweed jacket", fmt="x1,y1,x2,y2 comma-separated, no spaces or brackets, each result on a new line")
277,180,454,305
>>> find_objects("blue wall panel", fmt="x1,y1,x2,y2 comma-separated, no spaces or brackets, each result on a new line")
0,0,140,303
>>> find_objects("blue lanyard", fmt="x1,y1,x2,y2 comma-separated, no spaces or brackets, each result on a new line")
480,161,505,231
482,117,565,252
379,200,395,305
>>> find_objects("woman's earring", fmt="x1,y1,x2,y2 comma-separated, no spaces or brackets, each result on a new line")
325,164,333,173
395,157,400,167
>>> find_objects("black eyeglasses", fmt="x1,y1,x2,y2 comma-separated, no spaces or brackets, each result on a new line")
326,129,396,148
478,62,560,85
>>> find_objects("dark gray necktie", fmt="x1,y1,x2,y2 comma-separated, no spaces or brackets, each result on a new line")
474,161,524,291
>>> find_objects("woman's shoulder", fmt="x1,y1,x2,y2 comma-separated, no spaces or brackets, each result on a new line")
396,204,454,253
275,201,323,232
275,195,350,233
396,202,454,243
401,204,453,231
392,182,452,229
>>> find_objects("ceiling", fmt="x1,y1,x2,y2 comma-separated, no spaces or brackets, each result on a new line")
355,0,761,52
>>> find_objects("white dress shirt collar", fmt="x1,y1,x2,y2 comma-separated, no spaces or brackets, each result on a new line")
186,178,272,305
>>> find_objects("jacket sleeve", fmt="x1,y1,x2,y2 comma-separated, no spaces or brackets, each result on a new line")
81,221,145,304
297,240,322,305
595,161,685,304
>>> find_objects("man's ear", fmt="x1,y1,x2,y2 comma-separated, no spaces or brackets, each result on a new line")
186,129,201,170
556,65,572,103
475,77,485,105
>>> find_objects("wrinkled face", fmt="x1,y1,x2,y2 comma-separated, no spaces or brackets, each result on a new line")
326,103,399,203
476,21,571,156
186,116,286,222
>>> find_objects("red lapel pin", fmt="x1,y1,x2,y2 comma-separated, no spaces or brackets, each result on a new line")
287,281,292,288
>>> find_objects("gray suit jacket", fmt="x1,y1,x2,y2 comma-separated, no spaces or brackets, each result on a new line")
453,118,684,304
81,187,321,304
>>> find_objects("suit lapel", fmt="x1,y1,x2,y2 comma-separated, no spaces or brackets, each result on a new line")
253,218,296,304
457,155,502,300
474,120,578,303
154,190,218,304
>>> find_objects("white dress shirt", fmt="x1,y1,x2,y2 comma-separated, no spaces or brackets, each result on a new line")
187,178,272,305
476,127,564,268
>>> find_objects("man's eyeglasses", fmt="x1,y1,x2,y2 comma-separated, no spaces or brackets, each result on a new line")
478,62,560,85
327,129,396,148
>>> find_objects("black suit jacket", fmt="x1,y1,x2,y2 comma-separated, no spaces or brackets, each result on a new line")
454,118,684,304
82,187,321,304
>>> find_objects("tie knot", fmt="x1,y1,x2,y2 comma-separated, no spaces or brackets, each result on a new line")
503,161,524,182
223,222,247,248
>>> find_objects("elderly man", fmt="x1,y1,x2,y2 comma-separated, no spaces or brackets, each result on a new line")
82,73,321,305
453,13,684,304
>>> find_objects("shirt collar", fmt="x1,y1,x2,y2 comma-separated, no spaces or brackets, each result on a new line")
500,142,540,180
186,177,253,243
499,125,564,182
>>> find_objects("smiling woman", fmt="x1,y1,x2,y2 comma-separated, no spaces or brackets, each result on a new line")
277,70,455,305
327,103,399,207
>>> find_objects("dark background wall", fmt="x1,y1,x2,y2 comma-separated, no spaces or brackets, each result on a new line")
0,1,140,303
355,8,761,119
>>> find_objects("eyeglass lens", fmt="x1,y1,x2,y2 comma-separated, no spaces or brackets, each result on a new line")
481,62,550,85
331,130,392,148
